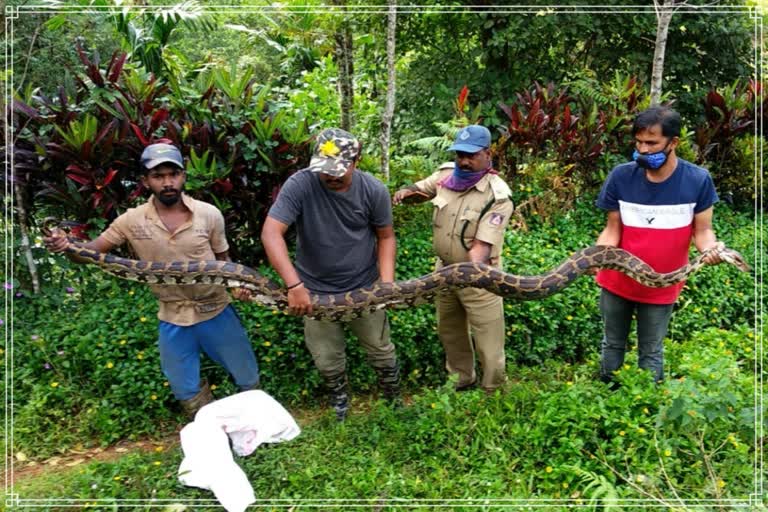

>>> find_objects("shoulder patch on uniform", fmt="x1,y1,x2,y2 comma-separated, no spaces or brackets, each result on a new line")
489,175,512,202
488,212,505,226
438,161,454,171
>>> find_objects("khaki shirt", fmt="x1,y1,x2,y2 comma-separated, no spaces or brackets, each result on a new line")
413,163,514,266
102,194,231,326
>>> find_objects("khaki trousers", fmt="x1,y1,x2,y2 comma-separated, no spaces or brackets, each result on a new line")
303,309,397,378
437,287,506,390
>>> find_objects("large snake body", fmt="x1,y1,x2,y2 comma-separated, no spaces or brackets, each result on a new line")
57,243,750,321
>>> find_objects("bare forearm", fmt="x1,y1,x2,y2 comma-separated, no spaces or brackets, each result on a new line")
694,228,718,253
262,231,302,287
377,236,396,282
468,241,492,264
596,227,621,246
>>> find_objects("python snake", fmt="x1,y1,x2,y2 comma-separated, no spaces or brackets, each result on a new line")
46,230,750,321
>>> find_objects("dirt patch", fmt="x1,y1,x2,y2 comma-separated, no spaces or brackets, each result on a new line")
8,434,182,485
8,394,403,486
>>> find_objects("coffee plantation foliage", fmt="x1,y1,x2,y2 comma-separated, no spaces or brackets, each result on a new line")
11,198,757,456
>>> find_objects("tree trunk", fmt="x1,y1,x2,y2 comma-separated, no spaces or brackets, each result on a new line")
14,183,41,295
380,0,397,181
650,0,676,106
332,0,354,131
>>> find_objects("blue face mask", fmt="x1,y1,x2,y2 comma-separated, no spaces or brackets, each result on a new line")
632,146,670,170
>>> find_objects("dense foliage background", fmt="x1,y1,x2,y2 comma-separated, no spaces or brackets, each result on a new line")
4,0,765,507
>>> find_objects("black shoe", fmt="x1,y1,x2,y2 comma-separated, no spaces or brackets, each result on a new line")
375,362,401,404
455,380,477,392
325,373,350,422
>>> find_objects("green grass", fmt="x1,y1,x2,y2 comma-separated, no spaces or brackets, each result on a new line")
12,325,759,509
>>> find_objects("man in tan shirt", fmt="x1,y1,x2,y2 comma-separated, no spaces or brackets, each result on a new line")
44,143,260,416
394,125,513,392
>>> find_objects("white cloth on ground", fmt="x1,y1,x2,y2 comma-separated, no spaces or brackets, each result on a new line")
178,390,301,512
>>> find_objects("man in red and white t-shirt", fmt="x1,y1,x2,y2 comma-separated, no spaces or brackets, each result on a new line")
595,106,724,384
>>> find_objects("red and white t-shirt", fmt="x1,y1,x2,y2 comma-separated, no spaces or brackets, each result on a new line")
595,159,719,304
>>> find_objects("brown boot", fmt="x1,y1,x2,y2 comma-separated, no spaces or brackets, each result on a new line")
180,379,214,419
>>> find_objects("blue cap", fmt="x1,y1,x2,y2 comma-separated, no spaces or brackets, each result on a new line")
140,143,184,170
448,125,491,153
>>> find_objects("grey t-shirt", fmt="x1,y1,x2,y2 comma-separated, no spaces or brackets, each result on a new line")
267,169,393,293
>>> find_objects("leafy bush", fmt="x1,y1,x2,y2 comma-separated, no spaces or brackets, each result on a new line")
693,79,765,204
12,45,312,266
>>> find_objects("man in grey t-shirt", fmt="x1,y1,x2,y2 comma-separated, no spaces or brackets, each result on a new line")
261,128,400,421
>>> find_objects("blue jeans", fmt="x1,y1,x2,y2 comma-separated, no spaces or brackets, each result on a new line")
599,288,674,383
158,305,260,400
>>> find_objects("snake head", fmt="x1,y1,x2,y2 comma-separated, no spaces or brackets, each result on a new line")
720,248,751,273
41,217,62,237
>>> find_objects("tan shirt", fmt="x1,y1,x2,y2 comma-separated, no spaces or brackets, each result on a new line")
413,163,514,266
102,194,231,326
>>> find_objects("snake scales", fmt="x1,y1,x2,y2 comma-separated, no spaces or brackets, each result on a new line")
52,240,749,322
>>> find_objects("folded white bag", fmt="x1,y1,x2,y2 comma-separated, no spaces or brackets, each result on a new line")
178,390,301,512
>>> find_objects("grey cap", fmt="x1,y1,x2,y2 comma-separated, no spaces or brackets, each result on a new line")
307,128,362,177
140,143,184,170
447,125,491,153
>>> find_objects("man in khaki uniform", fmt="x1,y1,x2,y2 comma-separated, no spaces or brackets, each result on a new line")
44,143,260,416
394,125,513,392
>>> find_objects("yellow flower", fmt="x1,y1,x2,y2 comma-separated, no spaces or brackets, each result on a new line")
431,403,437,409
664,449,672,457
163,381,169,387
545,466,553,473
113,476,121,481
139,317,147,322
566,381,573,386
637,427,646,434
150,394,157,400
623,364,630,370
128,290,134,296
106,362,114,369
265,357,271,362
263,341,271,347
565,315,573,321
136,352,144,360
277,351,284,356
318,140,340,157
50,382,59,388
154,446,164,452
711,307,719,313
119,340,127,345
210,384,217,390
301,389,308,395
619,431,625,436
562,482,569,489
153,461,162,466
717,479,726,488
747,332,754,338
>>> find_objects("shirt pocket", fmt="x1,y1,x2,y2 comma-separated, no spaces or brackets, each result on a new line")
430,195,449,228
458,205,481,241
